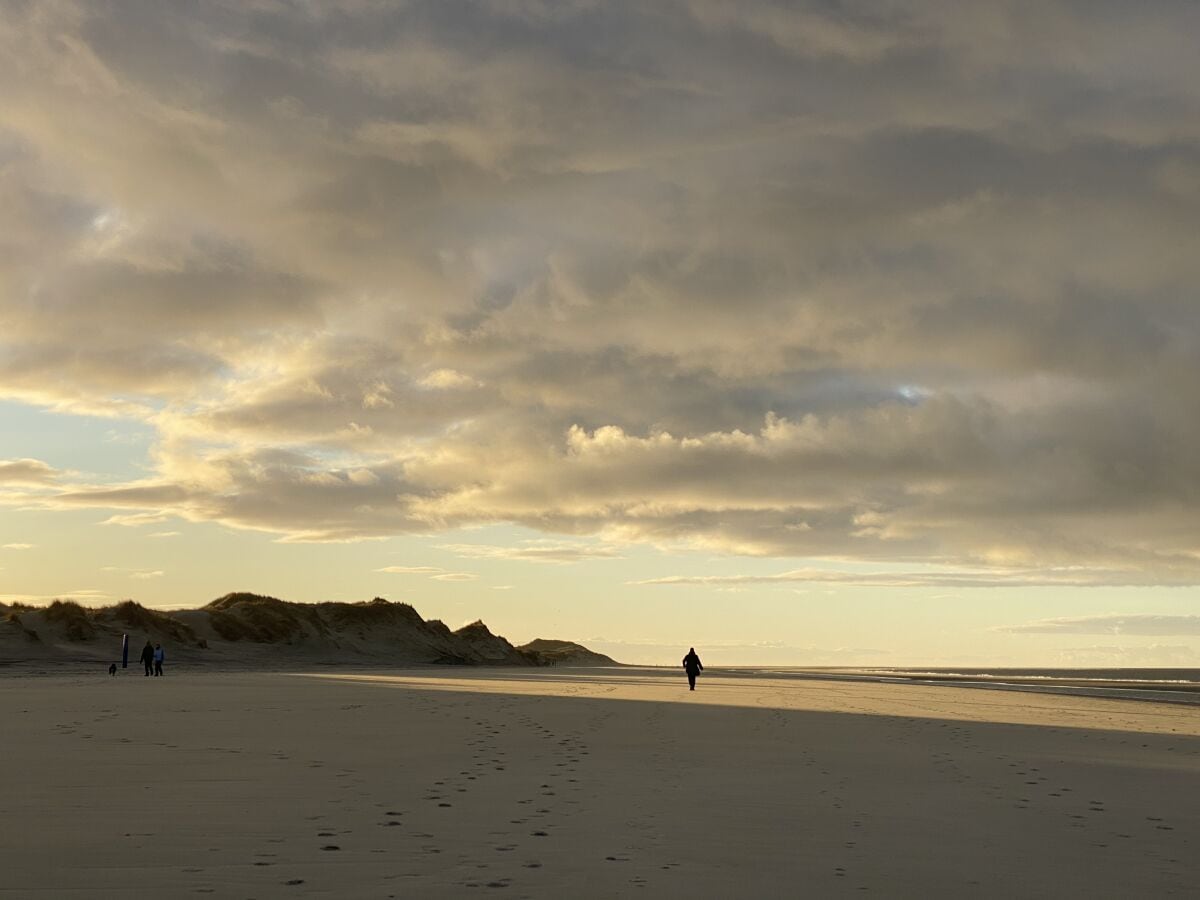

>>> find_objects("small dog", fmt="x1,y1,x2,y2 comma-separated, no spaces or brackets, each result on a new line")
109,663,117,676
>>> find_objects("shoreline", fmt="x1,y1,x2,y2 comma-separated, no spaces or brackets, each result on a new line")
728,667,1200,707
7,658,1200,706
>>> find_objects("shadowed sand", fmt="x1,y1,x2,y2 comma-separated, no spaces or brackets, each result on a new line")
3,669,1197,898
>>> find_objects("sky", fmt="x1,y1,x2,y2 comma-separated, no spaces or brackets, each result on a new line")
2,0,1200,667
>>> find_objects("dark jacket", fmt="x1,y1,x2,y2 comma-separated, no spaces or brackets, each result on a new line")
682,651,703,675
139,643,155,664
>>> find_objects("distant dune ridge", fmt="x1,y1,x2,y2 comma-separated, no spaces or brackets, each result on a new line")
0,594,618,669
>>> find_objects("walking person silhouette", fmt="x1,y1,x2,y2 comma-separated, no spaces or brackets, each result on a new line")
682,647,703,691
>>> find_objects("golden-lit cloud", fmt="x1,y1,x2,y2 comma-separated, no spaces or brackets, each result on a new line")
101,566,165,580
377,566,478,582
440,541,624,563
0,459,59,486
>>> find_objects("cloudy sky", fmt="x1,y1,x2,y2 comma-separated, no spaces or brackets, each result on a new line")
2,0,1199,665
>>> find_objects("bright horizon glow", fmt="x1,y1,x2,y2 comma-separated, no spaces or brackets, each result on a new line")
3,2,1200,667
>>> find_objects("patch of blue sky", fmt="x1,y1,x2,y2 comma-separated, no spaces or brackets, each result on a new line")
896,384,928,403
0,400,156,481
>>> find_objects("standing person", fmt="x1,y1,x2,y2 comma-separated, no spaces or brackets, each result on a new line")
139,640,154,677
153,643,165,677
682,647,703,691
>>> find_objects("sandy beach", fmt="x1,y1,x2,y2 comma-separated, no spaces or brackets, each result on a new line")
3,668,1197,898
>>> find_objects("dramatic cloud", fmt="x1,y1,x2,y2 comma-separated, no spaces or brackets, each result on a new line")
2,2,1200,582
999,614,1200,636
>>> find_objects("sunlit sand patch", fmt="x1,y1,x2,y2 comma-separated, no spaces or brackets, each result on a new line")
297,668,1200,737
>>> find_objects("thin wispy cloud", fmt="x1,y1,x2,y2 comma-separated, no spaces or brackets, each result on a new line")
101,513,174,528
101,566,164,580
634,567,1200,589
377,565,478,582
2,543,36,550
440,541,623,564
998,615,1200,637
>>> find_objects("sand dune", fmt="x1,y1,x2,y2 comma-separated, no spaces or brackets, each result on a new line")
0,595,616,671
3,667,1197,898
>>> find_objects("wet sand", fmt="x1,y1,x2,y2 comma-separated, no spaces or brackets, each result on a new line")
2,668,1197,898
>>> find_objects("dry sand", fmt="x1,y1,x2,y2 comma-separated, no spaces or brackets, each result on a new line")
2,668,1197,898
